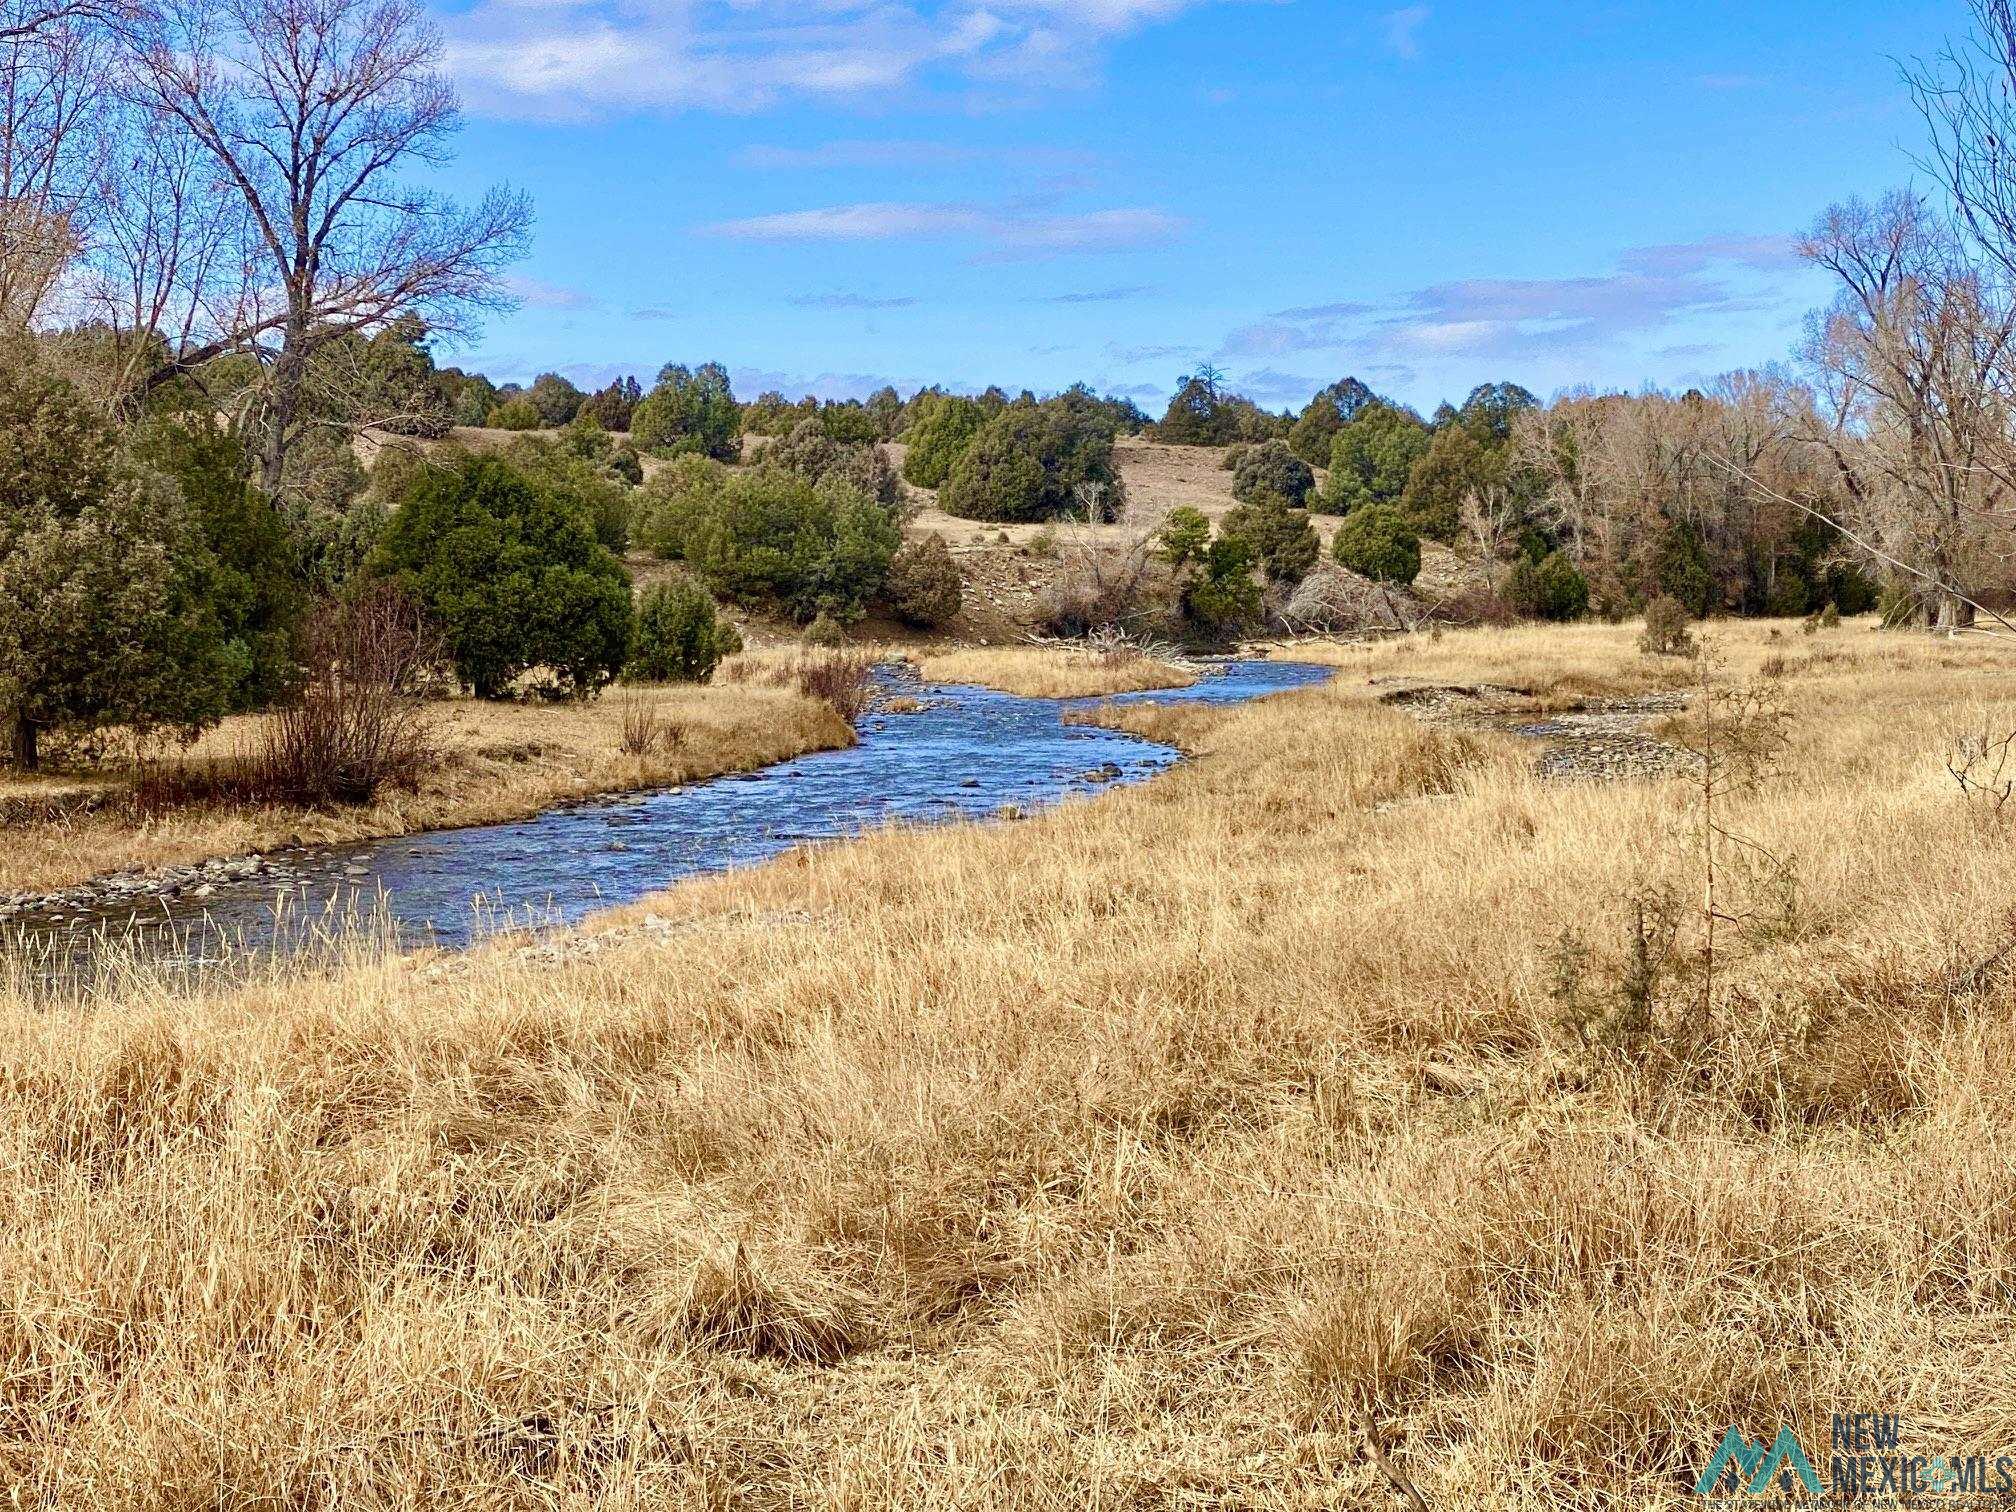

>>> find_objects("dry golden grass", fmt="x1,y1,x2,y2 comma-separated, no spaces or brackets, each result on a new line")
1274,615,1781,692
7,617,2016,1503
1,684,851,896
913,643,1196,698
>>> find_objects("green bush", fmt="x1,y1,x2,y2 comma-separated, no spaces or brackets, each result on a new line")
884,534,963,627
446,369,500,427
1398,423,1500,542
901,393,987,488
1826,563,1879,616
127,406,302,712
635,463,901,623
1154,375,1283,446
818,404,880,444
1231,439,1314,508
768,418,899,505
487,398,541,431
1652,524,1716,615
557,412,613,465
581,377,641,432
1763,571,1811,618
866,385,904,439
1221,491,1320,584
1331,504,1420,586
503,435,633,554
740,391,804,437
287,493,392,598
1158,506,1212,568
939,401,1125,522
629,576,741,683
1286,401,1339,468
371,454,633,698
0,352,240,767
1183,535,1262,631
1287,377,1376,466
1320,401,1430,514
1506,550,1590,621
1637,595,1695,657
632,362,740,461
527,372,585,427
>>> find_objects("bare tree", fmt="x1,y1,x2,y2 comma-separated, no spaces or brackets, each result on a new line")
1910,1,2016,285
1458,479,1517,594
1510,394,1617,567
0,0,127,45
1798,192,2016,628
116,0,529,493
68,113,252,409
0,9,106,324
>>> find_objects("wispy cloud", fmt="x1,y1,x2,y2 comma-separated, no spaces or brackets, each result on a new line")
701,200,1185,260
1227,368,1324,407
502,274,595,311
788,292,921,309
1217,232,1807,364
734,139,1097,172
730,366,925,403
1036,284,1154,303
1105,340,1197,366
445,0,1245,121
1382,5,1429,59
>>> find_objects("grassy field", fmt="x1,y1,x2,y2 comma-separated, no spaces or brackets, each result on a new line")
912,644,1196,698
0,681,852,896
4,619,2014,1504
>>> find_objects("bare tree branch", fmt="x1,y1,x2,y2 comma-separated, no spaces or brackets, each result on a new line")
112,0,528,492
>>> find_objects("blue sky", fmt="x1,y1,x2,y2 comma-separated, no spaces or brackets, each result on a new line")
431,0,1954,414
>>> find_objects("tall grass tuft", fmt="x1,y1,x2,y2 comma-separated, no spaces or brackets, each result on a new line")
616,691,685,757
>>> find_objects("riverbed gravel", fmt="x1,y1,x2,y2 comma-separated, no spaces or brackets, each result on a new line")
1378,681,1694,782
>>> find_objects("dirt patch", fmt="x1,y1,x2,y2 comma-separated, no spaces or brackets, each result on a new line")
1377,679,1693,782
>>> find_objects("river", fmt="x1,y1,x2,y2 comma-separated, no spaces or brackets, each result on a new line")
2,658,1331,983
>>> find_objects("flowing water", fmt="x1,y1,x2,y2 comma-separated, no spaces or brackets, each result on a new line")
4,658,1331,983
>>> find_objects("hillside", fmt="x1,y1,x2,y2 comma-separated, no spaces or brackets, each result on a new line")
387,427,1480,644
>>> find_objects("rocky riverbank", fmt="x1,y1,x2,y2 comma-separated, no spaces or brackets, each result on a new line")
1378,681,1694,781
0,845,412,931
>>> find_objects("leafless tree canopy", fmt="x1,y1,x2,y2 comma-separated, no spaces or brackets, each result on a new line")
1501,374,1848,614
0,2,105,323
1910,0,2016,285
0,0,526,487
1796,191,2016,627
115,0,529,487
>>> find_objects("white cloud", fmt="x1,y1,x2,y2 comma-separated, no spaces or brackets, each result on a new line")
502,273,596,310
1217,232,1810,364
788,291,921,309
1382,5,1428,59
707,202,992,240
729,365,924,402
1228,367,1325,406
444,0,1242,120
701,199,1185,259
1036,283,1153,303
733,139,1098,172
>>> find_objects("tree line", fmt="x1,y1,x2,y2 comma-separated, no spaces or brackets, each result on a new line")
8,0,2016,778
